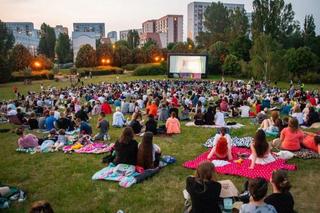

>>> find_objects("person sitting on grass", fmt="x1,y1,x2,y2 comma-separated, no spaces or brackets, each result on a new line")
249,129,275,169
16,128,39,149
185,161,222,213
207,127,232,160
239,177,277,213
129,112,142,134
214,107,225,126
137,132,161,169
94,112,110,141
265,170,295,213
112,107,126,128
145,114,158,135
194,109,205,125
272,117,304,151
166,112,181,135
27,112,39,130
76,118,92,136
204,106,215,125
29,200,54,213
52,129,67,151
44,111,56,131
113,127,138,166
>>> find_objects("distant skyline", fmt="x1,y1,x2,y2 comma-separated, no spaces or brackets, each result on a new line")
1,0,319,39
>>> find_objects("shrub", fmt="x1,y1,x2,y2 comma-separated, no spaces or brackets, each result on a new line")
222,54,241,75
299,72,320,84
133,63,167,76
122,64,140,71
11,70,54,81
75,44,96,68
77,66,123,77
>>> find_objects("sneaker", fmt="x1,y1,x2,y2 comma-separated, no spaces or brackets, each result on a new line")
18,191,27,202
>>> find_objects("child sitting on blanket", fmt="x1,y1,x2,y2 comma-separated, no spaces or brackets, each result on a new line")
239,178,277,213
207,128,232,160
137,132,161,169
249,129,275,169
94,112,110,141
53,129,67,151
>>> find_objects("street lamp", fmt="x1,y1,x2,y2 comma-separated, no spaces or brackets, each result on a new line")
34,61,41,70
154,56,159,62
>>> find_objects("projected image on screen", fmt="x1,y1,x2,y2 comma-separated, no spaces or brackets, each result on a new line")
169,56,206,74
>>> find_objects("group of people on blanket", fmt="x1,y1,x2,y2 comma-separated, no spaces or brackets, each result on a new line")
186,161,294,213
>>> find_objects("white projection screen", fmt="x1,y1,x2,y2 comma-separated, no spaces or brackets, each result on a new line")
168,54,208,79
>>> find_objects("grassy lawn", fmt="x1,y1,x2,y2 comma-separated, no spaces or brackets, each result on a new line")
0,74,319,212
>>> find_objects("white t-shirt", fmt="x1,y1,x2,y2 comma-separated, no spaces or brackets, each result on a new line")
215,112,225,126
239,105,250,117
292,112,304,125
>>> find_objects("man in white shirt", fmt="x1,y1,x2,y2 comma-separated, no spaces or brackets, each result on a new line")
7,107,17,116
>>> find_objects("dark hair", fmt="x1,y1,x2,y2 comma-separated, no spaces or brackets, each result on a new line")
30,200,54,213
58,129,65,135
119,127,134,144
16,127,24,136
272,170,292,193
171,111,176,118
100,112,106,117
248,177,268,201
196,160,216,182
254,129,269,158
288,117,299,131
137,132,154,169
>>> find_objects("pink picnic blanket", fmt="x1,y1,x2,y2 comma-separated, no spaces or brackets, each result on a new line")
183,147,296,180
63,143,114,154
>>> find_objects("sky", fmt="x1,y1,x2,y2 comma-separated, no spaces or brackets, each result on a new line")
1,0,319,39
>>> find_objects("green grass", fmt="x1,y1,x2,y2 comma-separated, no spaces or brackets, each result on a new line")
0,74,319,212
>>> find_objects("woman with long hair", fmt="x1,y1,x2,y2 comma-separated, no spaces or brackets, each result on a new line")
265,170,295,213
207,127,232,160
249,129,275,169
186,161,222,213
113,127,138,165
137,132,161,169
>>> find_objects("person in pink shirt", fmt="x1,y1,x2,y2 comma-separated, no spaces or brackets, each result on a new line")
273,118,304,151
16,128,39,149
220,98,229,112
166,112,181,135
302,133,320,154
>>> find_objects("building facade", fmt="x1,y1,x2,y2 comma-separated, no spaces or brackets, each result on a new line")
73,23,105,38
72,32,97,62
140,15,183,48
187,2,245,41
107,31,117,43
119,29,143,41
5,22,40,55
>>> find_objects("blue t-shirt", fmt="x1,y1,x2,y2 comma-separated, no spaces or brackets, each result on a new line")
45,116,56,131
80,121,92,135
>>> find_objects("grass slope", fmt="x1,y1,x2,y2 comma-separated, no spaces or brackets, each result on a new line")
0,74,319,212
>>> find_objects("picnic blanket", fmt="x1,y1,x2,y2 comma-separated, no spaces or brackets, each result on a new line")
63,142,114,154
185,122,244,129
92,155,176,188
183,147,296,180
204,136,253,148
293,149,320,159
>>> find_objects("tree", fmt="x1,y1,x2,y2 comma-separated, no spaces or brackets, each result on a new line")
96,43,113,65
208,41,229,73
303,15,316,39
250,34,281,80
228,36,252,61
284,47,318,78
38,23,56,59
142,39,158,49
145,44,162,63
228,8,249,40
0,20,15,82
252,0,297,41
75,44,96,68
55,33,72,63
222,54,241,75
9,44,32,71
132,48,146,64
112,44,132,67
127,30,140,49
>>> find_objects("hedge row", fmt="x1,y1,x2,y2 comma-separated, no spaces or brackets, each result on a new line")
132,63,167,76
76,67,124,76
11,70,54,81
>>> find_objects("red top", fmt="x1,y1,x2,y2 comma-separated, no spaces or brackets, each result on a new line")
101,103,112,114
280,127,304,151
216,136,228,157
302,133,318,153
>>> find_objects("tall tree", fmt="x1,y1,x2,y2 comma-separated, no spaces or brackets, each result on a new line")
204,2,230,41
38,23,56,59
9,44,32,71
252,0,297,41
75,44,96,68
96,43,113,65
228,8,249,40
229,36,252,61
303,15,316,39
55,33,72,63
127,30,140,49
0,20,15,82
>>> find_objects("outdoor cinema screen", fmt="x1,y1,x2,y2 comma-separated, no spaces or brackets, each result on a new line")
168,54,208,79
